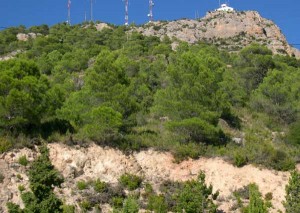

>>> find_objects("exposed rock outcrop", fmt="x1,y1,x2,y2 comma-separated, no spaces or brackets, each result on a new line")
0,143,293,212
135,10,299,57
16,33,41,41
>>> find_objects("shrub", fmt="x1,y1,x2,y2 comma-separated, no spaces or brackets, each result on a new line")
284,170,300,213
173,142,206,162
234,152,247,167
148,195,168,213
77,180,88,190
167,118,226,145
123,197,139,213
7,146,64,213
233,185,250,200
80,106,123,144
119,173,143,190
175,172,218,213
287,121,300,145
62,205,75,213
18,155,29,166
269,150,295,171
112,196,124,209
6,202,22,213
245,183,268,213
0,137,12,154
80,200,92,211
143,183,154,198
221,108,241,129
16,174,23,180
265,192,273,201
93,179,107,193
0,172,4,183
18,185,25,192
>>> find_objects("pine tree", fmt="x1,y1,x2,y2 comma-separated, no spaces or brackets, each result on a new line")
284,170,300,213
246,184,268,213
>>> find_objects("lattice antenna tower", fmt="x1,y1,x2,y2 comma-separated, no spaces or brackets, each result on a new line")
123,0,129,26
67,0,71,25
148,0,154,22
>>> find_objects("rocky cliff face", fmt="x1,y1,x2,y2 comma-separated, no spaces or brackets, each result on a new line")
0,143,294,213
135,10,300,57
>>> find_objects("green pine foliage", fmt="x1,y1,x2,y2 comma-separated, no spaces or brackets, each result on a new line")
122,197,139,213
246,184,268,213
7,146,64,213
0,23,300,171
284,170,300,213
175,172,218,213
119,173,143,191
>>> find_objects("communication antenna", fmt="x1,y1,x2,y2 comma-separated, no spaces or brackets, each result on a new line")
67,0,71,25
124,0,129,26
84,0,87,22
148,0,154,23
90,0,94,22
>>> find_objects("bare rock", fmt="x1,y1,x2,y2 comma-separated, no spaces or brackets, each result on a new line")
134,10,299,57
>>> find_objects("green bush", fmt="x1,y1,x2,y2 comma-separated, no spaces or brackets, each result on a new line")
287,121,300,145
119,173,143,190
173,142,206,162
0,137,12,154
246,183,268,213
6,202,22,213
0,172,4,183
123,197,139,213
175,172,218,213
77,180,88,190
167,118,225,145
265,192,273,201
16,174,23,180
79,106,123,144
62,205,75,213
112,197,124,209
93,179,107,193
18,185,25,192
7,146,64,213
269,149,295,171
18,155,29,166
80,200,92,212
148,195,168,213
234,152,248,167
284,170,300,213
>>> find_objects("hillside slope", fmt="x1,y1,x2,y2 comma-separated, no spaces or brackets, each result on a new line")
0,144,294,212
136,10,300,57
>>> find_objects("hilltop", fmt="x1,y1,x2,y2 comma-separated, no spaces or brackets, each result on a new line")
135,10,300,57
1,10,300,213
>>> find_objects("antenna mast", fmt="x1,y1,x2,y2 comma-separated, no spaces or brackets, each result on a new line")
84,0,87,22
148,0,154,22
67,0,71,25
90,0,94,22
124,0,129,26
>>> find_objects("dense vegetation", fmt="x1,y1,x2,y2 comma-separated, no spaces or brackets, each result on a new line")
7,146,63,213
1,22,300,172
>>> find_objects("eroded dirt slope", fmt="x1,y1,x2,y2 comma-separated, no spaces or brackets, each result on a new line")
0,143,293,212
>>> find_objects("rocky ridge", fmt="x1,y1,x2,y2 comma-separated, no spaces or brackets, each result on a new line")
135,10,300,57
0,143,294,212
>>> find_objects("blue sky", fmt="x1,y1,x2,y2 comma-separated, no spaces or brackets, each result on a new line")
0,0,299,47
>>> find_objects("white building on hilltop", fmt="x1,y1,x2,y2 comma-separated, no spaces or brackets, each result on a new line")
216,4,234,12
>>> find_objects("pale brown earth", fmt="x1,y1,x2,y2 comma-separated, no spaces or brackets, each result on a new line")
0,143,296,212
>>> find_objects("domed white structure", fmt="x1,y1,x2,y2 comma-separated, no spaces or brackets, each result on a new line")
216,4,234,12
